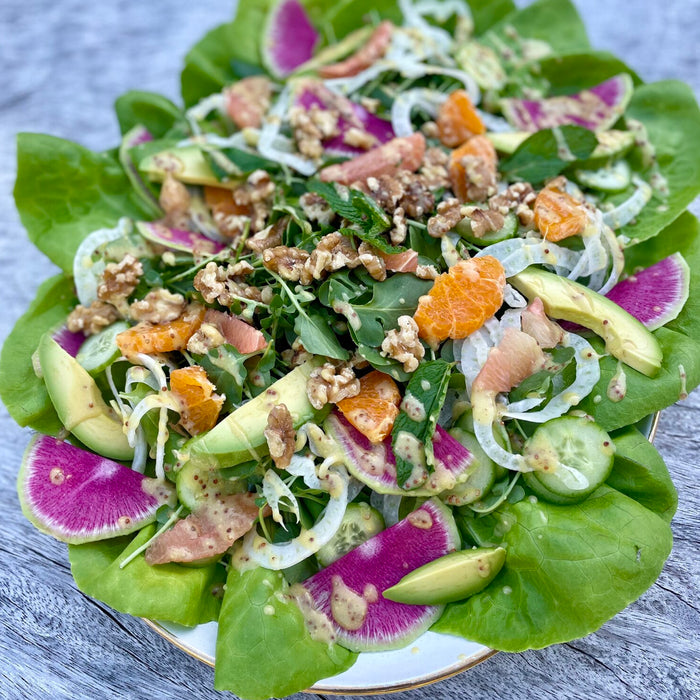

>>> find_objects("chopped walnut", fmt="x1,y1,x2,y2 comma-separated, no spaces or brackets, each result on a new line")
227,260,255,278
427,198,465,238
381,315,425,373
262,246,310,282
224,75,273,130
194,262,263,307
129,288,186,324
420,147,451,190
264,404,296,469
281,338,313,367
186,322,226,355
421,120,440,139
214,212,251,241
299,192,335,227
415,263,439,280
357,242,387,281
159,174,191,228
396,170,435,218
359,96,381,113
488,182,536,227
97,254,143,314
306,362,361,410
224,169,276,237
390,206,408,245
66,301,120,336
343,127,377,150
304,232,361,283
459,154,498,202
363,173,405,211
466,207,506,238
289,104,340,160
247,217,287,255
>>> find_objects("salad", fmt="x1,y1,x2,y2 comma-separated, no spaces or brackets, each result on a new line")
3,0,700,698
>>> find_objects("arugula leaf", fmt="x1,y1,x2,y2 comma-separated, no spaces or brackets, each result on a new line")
608,426,678,523
294,309,349,360
331,273,433,347
214,566,356,698
318,269,371,307
391,360,451,487
194,343,254,410
180,1,272,107
500,125,598,184
0,274,75,431
434,486,672,650
581,212,700,430
467,0,516,35
14,134,153,272
356,344,411,383
69,525,225,626
619,80,700,243
114,90,184,138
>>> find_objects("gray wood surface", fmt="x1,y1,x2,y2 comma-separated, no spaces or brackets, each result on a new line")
1,1,699,698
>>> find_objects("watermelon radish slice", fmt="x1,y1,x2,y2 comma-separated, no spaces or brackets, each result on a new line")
296,87,395,156
18,435,176,544
606,253,690,331
136,221,226,255
263,0,319,78
296,498,459,651
501,74,634,132
53,325,85,357
325,413,474,495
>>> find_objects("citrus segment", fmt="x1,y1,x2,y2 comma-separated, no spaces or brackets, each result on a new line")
413,256,506,347
448,135,497,202
170,365,224,435
437,90,486,147
534,181,589,242
116,305,205,358
337,370,401,443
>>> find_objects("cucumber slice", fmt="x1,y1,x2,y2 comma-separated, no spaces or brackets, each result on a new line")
455,211,518,245
176,460,246,511
574,159,632,193
316,502,384,568
522,416,615,504
441,428,496,505
75,321,130,375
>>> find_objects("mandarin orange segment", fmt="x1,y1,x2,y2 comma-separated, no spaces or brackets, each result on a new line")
336,370,401,443
448,135,498,202
170,365,224,435
116,305,205,358
437,90,486,147
413,256,506,347
534,182,589,242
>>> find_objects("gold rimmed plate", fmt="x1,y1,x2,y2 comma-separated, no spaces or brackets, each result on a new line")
142,412,660,694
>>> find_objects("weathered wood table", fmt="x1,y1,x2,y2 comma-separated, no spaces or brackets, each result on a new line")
1,1,698,698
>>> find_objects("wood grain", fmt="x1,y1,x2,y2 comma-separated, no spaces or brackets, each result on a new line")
1,1,699,699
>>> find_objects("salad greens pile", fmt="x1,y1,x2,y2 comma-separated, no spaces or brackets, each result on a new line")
3,0,700,698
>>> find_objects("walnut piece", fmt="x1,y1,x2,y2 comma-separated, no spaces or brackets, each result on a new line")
194,261,263,307
262,246,310,282
459,154,498,202
247,217,287,255
97,254,143,314
305,232,361,282
488,182,537,227
66,301,120,336
299,192,335,227
264,404,296,469
129,288,186,324
381,315,425,373
420,147,451,190
357,242,387,281
427,198,465,238
360,170,434,219
306,362,361,410
159,174,191,228
186,321,226,356
415,263,439,280
281,338,313,367
467,207,506,238
289,104,340,160
343,127,377,150
390,206,408,245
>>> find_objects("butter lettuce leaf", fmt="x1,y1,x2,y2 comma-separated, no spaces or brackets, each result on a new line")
114,90,184,138
214,566,356,699
468,0,516,35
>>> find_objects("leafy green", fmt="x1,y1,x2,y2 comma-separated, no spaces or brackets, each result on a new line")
330,273,433,347
69,525,225,626
304,0,402,41
582,212,700,430
608,426,678,523
180,1,272,107
204,146,279,178
619,80,700,243
14,134,153,272
194,343,254,410
214,566,356,699
0,274,76,431
294,309,349,360
392,360,451,487
114,90,184,138
500,125,598,184
433,486,672,650
467,0,516,35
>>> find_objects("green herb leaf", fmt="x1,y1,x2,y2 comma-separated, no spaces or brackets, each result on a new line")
294,310,349,360
203,146,279,178
391,360,452,488
467,0,516,35
114,90,184,138
194,343,255,410
500,125,598,184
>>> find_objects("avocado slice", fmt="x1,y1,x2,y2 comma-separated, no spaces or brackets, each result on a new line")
139,146,240,189
510,268,662,377
37,335,134,461
182,359,325,470
383,547,506,605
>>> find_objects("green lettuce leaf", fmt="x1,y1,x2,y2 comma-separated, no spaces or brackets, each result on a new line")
214,566,356,699
69,525,225,626
114,90,184,137
582,211,700,430
468,0,516,35
305,0,402,41
14,134,153,272
0,274,75,431
608,426,678,523
433,486,672,650
537,51,642,94
621,81,700,243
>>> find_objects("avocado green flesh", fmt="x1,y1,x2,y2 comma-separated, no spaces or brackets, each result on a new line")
383,547,506,605
38,335,134,461
510,268,662,377
183,360,323,470
139,146,240,188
